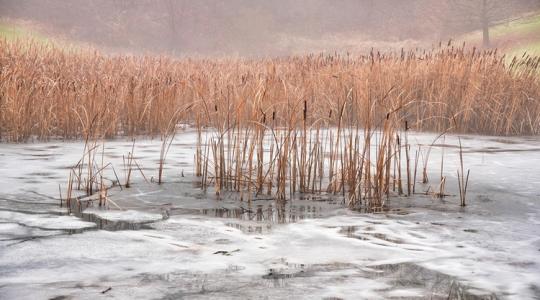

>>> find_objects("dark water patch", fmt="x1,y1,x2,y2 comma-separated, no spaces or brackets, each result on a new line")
213,249,240,256
370,262,498,300
262,267,310,280
507,261,536,268
71,207,160,231
337,225,417,245
365,233,404,244
351,205,411,215
77,211,156,231
201,207,249,219
529,284,540,299
338,226,359,238
48,295,71,300
365,220,384,225
225,222,271,234
166,197,337,224
262,261,358,289
64,199,164,232
264,262,322,280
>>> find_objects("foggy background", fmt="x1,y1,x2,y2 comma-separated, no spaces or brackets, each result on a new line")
1,0,539,56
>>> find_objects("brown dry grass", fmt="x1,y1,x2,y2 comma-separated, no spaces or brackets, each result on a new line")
1,39,539,143
13,37,533,209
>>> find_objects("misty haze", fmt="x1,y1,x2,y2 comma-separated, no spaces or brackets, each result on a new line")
0,1,540,299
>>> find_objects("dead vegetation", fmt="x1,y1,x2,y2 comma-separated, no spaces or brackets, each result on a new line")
0,39,539,143
2,38,537,209
191,86,470,209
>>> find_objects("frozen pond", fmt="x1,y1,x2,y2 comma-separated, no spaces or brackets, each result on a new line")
1,130,539,299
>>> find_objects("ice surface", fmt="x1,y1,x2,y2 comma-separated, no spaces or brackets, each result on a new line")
0,211,96,230
83,208,164,223
0,131,539,299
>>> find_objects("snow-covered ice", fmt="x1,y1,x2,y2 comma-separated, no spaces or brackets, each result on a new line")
0,131,539,299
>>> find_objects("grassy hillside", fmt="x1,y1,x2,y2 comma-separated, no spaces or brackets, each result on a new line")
0,21,49,43
0,20,93,53
461,12,540,57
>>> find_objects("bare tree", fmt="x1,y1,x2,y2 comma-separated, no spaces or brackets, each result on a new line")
448,0,523,48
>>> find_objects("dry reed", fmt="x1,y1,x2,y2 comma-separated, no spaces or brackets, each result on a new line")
4,38,536,210
1,39,539,143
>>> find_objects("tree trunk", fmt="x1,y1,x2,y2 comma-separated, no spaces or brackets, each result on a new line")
482,21,491,48
481,0,491,48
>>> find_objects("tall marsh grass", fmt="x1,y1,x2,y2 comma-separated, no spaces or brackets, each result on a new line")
1,39,539,142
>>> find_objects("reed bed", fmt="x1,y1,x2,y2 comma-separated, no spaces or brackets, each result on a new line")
1,39,539,143
193,90,456,209
2,38,536,209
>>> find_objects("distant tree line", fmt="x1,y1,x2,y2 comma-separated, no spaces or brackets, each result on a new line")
0,0,538,54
